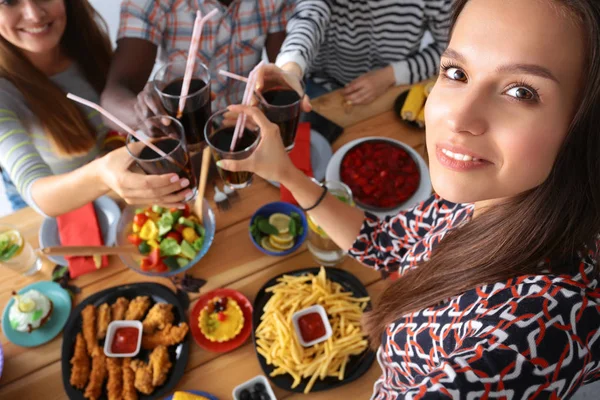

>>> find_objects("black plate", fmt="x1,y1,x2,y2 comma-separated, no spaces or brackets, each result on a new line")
252,267,376,393
393,90,424,129
339,138,422,212
61,283,190,400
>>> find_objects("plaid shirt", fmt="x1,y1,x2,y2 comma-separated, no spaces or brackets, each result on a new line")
118,0,293,109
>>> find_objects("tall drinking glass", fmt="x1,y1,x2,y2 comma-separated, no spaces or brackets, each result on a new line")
0,224,41,276
204,109,261,189
153,58,212,154
307,181,355,266
257,70,305,151
126,116,197,200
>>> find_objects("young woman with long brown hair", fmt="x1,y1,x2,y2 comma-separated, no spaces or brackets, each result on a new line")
220,0,600,396
0,0,192,216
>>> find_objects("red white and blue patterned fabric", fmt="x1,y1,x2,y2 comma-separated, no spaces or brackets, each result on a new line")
350,194,600,399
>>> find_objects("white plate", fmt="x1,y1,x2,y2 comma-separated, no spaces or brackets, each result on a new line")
39,196,121,266
325,137,432,219
268,130,332,187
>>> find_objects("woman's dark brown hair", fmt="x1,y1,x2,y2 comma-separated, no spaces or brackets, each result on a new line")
364,0,600,347
0,0,112,156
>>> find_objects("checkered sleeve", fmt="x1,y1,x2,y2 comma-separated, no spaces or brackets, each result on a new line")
348,194,457,272
269,0,294,33
117,0,170,47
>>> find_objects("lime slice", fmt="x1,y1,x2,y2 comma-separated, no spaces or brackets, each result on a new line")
0,229,24,259
269,236,294,250
260,237,282,253
268,213,291,234
270,233,294,246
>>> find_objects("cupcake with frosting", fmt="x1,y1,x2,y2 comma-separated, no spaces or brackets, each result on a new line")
8,290,53,333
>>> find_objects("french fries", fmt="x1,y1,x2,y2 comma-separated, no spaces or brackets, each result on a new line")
256,267,370,394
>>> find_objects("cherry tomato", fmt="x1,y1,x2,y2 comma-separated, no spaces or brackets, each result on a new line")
154,259,168,273
140,258,152,271
166,231,182,242
182,203,191,217
127,233,142,246
133,213,148,228
148,248,161,267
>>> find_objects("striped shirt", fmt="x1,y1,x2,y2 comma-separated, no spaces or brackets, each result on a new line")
0,65,108,214
275,0,454,87
118,0,294,110
349,195,600,398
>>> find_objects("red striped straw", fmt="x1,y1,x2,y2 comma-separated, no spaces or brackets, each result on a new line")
229,61,265,151
67,93,174,162
177,9,218,118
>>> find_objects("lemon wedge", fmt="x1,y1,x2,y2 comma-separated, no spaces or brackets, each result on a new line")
268,213,291,234
269,232,294,246
261,237,281,253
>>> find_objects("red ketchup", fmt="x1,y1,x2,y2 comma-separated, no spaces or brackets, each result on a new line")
111,327,139,354
298,312,326,342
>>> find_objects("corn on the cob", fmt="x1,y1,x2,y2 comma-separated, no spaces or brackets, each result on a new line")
401,84,426,121
424,81,435,97
416,106,426,128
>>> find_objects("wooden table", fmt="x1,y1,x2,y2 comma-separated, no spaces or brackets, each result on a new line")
0,86,426,399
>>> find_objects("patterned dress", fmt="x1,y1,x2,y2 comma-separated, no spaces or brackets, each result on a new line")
349,194,600,399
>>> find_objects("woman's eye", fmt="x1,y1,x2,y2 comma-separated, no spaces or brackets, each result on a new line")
444,67,467,82
0,0,18,6
506,86,536,101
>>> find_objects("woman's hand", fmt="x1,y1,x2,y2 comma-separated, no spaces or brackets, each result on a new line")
133,82,168,123
255,64,312,112
343,66,396,105
216,105,297,184
98,147,193,208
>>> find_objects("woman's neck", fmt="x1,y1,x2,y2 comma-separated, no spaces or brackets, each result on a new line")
23,46,71,76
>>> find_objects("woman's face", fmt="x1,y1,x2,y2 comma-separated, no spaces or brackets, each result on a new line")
0,0,67,56
425,0,585,204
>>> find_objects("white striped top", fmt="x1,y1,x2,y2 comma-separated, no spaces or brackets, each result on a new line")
276,0,454,86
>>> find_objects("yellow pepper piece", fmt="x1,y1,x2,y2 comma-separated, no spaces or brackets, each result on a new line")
139,220,158,241
401,84,426,121
416,106,426,128
147,239,160,249
132,223,140,233
145,211,160,222
182,227,198,243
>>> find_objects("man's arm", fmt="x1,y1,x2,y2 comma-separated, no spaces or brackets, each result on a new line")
100,38,158,129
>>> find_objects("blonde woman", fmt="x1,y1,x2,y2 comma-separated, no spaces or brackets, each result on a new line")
0,0,191,216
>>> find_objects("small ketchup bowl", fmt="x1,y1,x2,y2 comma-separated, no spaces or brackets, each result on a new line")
291,305,332,347
104,320,143,358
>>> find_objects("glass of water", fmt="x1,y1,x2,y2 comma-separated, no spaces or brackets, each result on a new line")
307,181,354,266
0,224,42,276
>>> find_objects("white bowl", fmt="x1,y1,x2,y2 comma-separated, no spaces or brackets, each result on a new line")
291,305,332,347
232,374,277,400
103,320,143,358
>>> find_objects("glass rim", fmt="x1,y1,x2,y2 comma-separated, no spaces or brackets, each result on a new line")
125,116,186,162
204,109,261,155
152,60,212,101
257,73,306,110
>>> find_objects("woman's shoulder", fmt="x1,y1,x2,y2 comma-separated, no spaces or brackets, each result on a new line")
0,78,28,113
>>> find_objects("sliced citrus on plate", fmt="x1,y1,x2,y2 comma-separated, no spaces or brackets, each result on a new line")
269,232,294,246
268,213,291,234
260,237,281,253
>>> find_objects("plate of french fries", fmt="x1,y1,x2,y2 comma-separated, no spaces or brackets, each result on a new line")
394,80,435,129
252,267,375,394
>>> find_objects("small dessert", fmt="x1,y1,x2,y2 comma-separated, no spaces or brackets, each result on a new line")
199,297,244,343
8,289,53,333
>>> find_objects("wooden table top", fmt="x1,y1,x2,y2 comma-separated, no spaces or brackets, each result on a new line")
0,85,426,399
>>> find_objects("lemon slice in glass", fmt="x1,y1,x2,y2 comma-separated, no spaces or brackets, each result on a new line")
0,229,24,258
268,213,291,234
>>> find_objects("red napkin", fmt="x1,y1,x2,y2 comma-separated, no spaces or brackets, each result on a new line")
281,122,313,205
57,203,108,278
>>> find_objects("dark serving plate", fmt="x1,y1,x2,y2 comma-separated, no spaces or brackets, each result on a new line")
252,267,376,394
393,90,424,130
339,138,422,212
61,283,190,400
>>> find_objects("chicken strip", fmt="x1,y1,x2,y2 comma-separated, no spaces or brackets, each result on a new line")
122,358,138,400
142,322,189,350
106,357,123,400
81,304,97,356
149,345,172,387
69,333,90,389
130,359,154,395
125,296,151,321
111,297,129,321
142,303,174,334
97,303,111,340
84,347,107,400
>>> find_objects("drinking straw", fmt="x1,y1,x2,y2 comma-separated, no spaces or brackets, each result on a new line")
219,69,268,104
229,61,265,151
177,9,219,119
67,93,174,162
